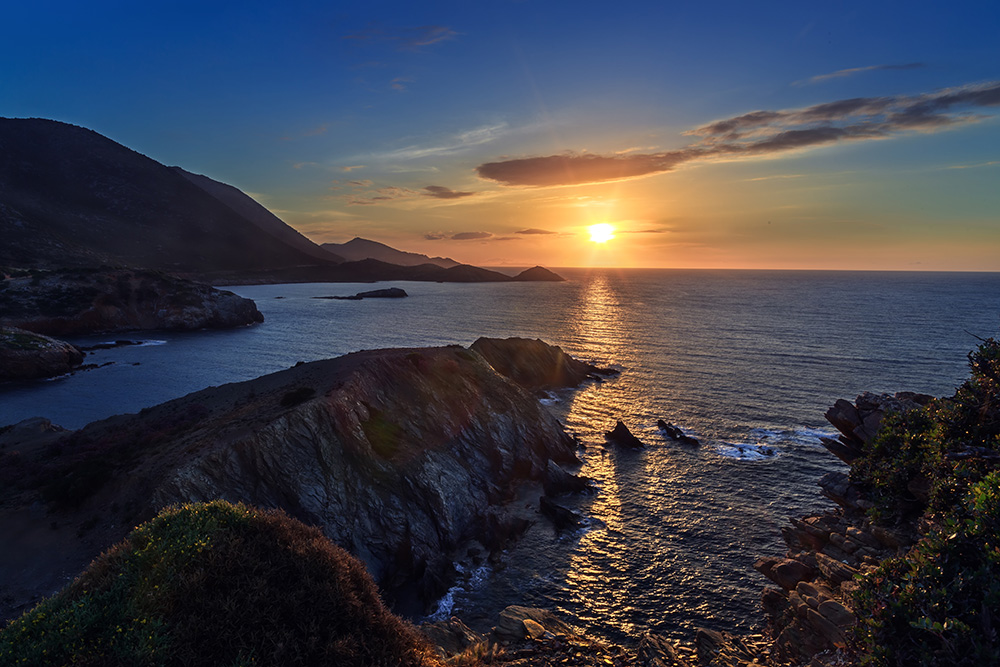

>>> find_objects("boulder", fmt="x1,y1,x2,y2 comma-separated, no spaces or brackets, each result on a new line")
542,459,593,496
605,420,645,448
539,495,582,530
494,606,573,642
419,617,486,658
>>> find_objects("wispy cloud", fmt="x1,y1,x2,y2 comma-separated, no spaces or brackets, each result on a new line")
451,231,492,240
343,24,459,52
371,122,510,163
476,81,1000,187
423,185,475,199
390,77,412,91
516,228,557,235
340,165,365,172
795,63,925,86
944,160,1000,170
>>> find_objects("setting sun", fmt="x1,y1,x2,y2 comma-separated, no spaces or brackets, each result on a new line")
589,223,616,243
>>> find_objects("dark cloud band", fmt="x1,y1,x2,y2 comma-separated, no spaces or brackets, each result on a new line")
476,81,1000,187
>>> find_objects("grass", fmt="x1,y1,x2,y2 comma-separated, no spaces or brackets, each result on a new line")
0,501,442,667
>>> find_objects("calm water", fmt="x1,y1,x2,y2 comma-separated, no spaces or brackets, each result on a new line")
3,269,999,642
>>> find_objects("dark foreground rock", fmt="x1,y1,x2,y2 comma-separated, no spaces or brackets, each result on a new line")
0,339,592,622
0,327,84,380
657,419,700,446
0,267,263,336
471,336,615,391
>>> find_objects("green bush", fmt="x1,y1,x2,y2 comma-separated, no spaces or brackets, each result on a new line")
0,501,440,667
853,472,1000,666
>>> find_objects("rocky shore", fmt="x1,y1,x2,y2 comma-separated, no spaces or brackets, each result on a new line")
0,338,603,622
0,266,262,337
0,327,84,380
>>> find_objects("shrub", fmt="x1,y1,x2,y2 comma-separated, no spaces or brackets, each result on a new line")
0,501,440,667
853,472,1000,666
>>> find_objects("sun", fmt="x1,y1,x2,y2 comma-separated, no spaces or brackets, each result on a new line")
589,223,616,243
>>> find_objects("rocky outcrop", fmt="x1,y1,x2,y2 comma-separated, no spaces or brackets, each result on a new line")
605,420,645,448
2,340,591,619
0,267,263,336
0,327,84,380
470,336,615,392
317,287,408,300
657,419,700,446
821,391,932,463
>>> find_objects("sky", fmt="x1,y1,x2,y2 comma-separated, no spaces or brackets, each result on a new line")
3,0,999,270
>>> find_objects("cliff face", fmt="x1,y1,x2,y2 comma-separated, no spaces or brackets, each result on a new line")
3,340,585,617
0,267,262,336
0,327,84,380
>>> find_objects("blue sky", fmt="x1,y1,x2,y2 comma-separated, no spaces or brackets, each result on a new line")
3,0,999,268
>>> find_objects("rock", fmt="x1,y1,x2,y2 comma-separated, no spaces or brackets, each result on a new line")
320,287,409,300
543,459,593,496
494,606,574,642
469,337,615,391
755,557,815,590
522,618,547,639
657,420,700,446
419,617,486,657
0,268,263,336
817,600,856,628
0,327,84,380
813,553,860,587
1,344,582,618
539,495,582,530
637,631,691,666
0,417,67,447
605,420,645,448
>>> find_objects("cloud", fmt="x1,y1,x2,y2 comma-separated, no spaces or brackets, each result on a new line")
475,81,1000,187
343,24,458,52
340,165,365,172
796,63,925,86
390,77,412,91
451,232,493,240
423,185,475,199
425,232,448,240
516,228,557,235
347,179,374,187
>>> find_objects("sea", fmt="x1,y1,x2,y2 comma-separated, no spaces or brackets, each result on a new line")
3,268,999,644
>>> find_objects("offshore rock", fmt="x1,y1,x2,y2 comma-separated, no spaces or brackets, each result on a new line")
0,342,582,619
470,336,615,391
657,419,700,446
605,420,645,448
0,327,84,380
0,267,262,336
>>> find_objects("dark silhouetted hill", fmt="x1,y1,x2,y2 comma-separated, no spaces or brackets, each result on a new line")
322,237,459,268
0,118,337,275
172,167,343,263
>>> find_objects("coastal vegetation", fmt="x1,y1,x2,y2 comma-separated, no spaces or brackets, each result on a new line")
850,338,1000,666
0,501,440,666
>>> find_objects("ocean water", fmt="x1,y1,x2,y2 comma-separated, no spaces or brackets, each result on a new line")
3,269,999,642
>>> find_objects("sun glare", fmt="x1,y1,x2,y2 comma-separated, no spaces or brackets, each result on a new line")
589,223,616,243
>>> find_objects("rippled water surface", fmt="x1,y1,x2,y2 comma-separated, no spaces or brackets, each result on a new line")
4,269,1000,642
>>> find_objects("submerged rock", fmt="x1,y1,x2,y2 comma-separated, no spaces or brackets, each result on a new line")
0,327,84,380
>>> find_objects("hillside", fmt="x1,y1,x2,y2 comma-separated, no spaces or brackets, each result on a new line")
0,118,336,275
172,166,343,263
322,237,459,268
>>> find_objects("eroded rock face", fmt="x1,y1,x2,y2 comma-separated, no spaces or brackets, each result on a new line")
470,336,614,392
0,327,84,380
0,267,263,336
24,343,581,613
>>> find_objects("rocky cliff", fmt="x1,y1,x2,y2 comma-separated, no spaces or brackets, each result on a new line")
0,339,594,620
0,327,84,380
0,267,262,336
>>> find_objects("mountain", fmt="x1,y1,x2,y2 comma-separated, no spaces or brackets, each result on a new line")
321,237,459,268
0,118,337,275
172,167,343,263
